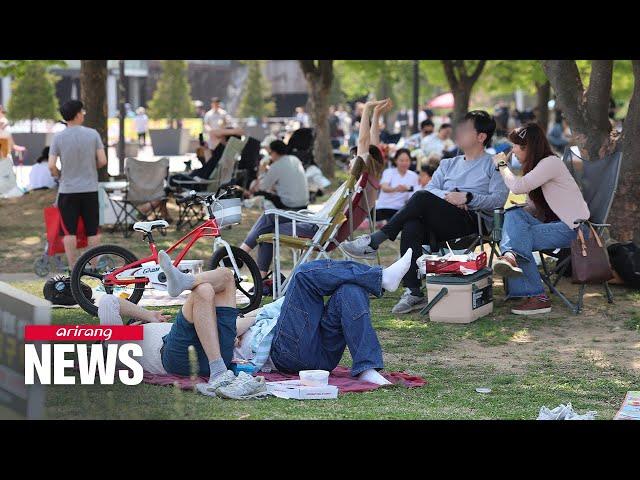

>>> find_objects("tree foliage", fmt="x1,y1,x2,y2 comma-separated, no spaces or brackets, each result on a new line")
0,59,66,78
7,61,60,129
148,60,194,128
237,60,275,118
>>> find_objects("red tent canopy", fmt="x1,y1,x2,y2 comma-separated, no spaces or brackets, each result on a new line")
427,92,454,109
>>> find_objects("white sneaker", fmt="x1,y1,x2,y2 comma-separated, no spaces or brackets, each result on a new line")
216,371,268,400
195,370,236,397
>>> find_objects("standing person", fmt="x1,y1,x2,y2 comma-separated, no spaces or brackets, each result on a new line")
492,123,589,315
295,106,310,127
203,97,238,149
340,110,509,314
375,148,419,222
48,100,107,269
0,105,13,156
134,107,149,147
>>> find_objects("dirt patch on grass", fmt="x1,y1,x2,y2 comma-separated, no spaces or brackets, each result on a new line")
427,285,640,374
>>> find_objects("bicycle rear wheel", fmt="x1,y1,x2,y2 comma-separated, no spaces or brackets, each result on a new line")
71,244,145,317
209,246,262,314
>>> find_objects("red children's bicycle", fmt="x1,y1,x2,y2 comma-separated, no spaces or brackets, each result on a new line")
70,187,262,317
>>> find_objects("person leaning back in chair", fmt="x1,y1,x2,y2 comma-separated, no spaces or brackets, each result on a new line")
341,110,510,314
491,122,589,315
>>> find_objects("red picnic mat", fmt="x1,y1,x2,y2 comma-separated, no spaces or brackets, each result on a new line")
143,366,426,394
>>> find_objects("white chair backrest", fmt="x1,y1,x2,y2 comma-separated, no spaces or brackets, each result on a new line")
216,137,247,186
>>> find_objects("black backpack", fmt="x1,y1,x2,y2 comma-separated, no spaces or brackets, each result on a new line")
43,275,93,306
608,242,640,289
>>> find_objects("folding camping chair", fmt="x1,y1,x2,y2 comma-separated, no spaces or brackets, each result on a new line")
526,147,622,313
107,157,170,238
235,137,261,190
256,158,368,299
256,153,385,298
172,136,247,229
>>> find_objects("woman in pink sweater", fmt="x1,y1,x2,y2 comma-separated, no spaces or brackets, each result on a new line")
492,122,589,315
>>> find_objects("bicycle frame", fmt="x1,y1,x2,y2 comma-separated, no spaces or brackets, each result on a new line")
102,216,241,288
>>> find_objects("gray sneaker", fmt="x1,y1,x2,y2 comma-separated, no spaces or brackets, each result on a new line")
391,288,429,314
216,371,268,400
195,369,236,397
340,235,378,259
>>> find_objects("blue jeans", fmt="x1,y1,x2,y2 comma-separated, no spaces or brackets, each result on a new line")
270,259,384,377
161,307,238,376
500,207,578,298
243,213,318,271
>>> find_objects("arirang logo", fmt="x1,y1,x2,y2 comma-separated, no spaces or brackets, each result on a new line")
23,325,144,385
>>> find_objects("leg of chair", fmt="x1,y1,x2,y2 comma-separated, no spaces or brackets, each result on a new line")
604,281,614,304
552,256,571,287
540,270,577,313
576,283,586,313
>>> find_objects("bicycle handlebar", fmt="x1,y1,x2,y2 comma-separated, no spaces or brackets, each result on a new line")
176,185,239,205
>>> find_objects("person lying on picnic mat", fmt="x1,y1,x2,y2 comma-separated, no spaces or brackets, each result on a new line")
340,110,510,315
97,246,415,398
238,98,392,289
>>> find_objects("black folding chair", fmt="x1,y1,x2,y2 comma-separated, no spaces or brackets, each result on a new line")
515,147,622,313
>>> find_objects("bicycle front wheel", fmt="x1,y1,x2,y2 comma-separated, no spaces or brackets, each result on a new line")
209,246,263,314
71,244,145,317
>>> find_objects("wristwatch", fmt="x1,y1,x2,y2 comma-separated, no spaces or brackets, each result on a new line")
466,192,473,204
495,160,508,171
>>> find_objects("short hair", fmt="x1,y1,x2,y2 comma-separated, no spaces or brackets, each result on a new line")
210,96,221,103
439,123,452,130
420,119,434,130
60,100,84,122
269,140,288,155
393,148,412,162
421,164,437,177
463,110,496,147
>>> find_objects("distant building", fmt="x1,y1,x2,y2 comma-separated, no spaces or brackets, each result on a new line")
0,60,309,119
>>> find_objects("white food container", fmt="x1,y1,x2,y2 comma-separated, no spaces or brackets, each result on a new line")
299,369,330,386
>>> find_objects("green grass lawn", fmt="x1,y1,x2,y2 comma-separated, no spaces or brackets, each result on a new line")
2,171,639,420
10,279,640,420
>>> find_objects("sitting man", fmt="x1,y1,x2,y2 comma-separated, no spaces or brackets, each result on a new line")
98,247,415,397
341,110,510,314
249,139,309,210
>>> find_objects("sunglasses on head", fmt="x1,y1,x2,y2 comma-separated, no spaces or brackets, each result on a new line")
517,127,527,139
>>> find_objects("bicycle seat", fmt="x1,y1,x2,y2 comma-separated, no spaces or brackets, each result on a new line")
133,220,169,233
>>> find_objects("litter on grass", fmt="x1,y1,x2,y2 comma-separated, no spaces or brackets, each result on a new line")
537,403,597,420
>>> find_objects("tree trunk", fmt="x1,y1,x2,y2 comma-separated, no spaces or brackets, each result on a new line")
81,60,109,181
441,60,486,129
541,60,614,161
298,60,334,179
535,80,550,131
608,60,640,243
452,84,471,126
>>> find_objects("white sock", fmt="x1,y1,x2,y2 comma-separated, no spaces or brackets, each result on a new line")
358,368,392,385
97,295,124,326
158,250,195,297
381,248,413,292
